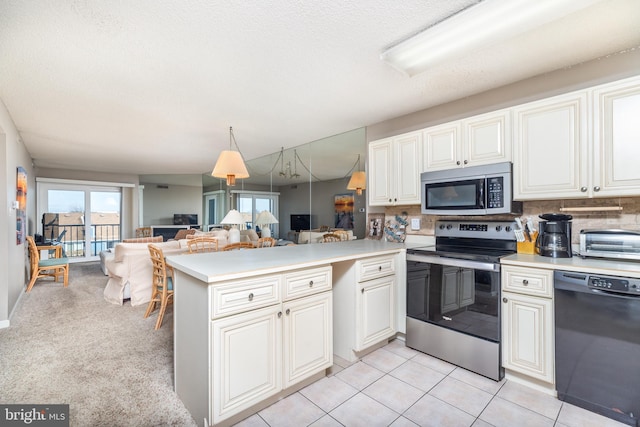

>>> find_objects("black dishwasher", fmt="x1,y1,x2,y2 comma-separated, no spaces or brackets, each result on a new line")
554,270,640,426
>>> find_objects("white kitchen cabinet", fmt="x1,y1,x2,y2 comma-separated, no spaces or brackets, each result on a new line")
333,254,399,362
592,76,640,197
356,275,395,351
501,265,554,385
368,132,422,206
423,109,511,172
513,91,588,200
513,75,640,200
212,305,282,422
209,266,332,425
282,291,332,389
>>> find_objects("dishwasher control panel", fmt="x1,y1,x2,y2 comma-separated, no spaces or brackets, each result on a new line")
588,275,640,295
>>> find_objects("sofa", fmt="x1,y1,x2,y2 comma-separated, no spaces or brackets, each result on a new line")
103,229,230,306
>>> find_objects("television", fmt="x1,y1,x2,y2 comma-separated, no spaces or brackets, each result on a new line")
173,214,198,225
290,214,310,232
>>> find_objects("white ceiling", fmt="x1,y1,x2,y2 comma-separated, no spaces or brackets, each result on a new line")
1,0,639,178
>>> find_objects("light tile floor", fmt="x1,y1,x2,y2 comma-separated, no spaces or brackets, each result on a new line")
234,340,630,427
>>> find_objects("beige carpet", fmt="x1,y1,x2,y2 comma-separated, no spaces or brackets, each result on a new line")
0,261,197,427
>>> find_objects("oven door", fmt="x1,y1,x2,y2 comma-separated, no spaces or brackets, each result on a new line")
422,178,486,215
406,254,501,343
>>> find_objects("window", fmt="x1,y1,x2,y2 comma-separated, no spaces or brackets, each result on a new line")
233,191,279,237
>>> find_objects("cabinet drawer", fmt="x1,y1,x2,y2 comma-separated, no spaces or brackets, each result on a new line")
283,266,332,301
211,275,281,319
356,255,395,282
502,265,553,298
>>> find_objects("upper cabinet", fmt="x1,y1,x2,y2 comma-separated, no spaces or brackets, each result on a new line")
513,76,640,200
423,109,511,172
368,131,422,206
512,92,588,200
592,76,640,197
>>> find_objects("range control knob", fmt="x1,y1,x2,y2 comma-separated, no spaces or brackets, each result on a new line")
446,224,453,230
439,225,446,230
505,226,512,232
495,225,502,232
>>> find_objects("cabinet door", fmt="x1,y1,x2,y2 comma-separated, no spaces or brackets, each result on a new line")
464,109,511,167
512,92,588,200
211,305,282,423
593,77,640,197
282,292,332,388
356,276,396,351
501,292,554,384
423,122,462,171
368,138,394,206
394,132,423,204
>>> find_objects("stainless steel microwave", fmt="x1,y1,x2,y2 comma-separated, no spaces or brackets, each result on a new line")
421,162,522,215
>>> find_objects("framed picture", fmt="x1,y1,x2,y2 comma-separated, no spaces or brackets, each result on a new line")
16,166,27,245
366,213,384,240
334,193,354,230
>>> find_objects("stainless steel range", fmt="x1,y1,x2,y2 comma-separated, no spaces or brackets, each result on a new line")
406,220,517,381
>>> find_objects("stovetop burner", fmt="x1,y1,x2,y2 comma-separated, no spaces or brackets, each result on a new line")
408,220,518,263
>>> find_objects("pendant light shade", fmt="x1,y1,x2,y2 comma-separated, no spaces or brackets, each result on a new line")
212,127,249,186
347,171,367,195
346,154,366,195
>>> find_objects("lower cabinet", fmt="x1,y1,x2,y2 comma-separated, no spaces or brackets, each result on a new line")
356,275,395,351
334,254,398,362
210,267,332,425
501,265,554,385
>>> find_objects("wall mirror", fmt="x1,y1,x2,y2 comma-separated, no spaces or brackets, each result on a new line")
202,127,367,241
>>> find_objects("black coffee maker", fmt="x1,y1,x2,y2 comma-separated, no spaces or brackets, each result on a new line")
536,213,573,258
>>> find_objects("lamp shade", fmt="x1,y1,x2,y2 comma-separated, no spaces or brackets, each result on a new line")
255,210,279,226
220,209,245,225
347,171,367,195
212,151,249,186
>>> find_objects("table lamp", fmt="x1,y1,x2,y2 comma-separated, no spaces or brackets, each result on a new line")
221,209,245,243
255,210,279,238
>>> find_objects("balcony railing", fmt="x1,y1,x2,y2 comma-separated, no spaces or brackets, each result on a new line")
44,223,120,258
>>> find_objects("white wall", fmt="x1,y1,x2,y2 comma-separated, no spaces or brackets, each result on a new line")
141,183,203,226
0,99,35,326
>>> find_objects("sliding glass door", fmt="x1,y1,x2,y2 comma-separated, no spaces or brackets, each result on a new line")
235,191,279,237
38,182,121,262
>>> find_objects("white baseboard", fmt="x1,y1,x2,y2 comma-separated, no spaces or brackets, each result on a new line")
0,319,10,329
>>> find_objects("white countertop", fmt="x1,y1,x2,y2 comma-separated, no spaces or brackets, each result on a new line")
166,239,405,284
502,253,640,278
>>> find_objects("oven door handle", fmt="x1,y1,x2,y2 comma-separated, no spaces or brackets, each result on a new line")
406,253,500,272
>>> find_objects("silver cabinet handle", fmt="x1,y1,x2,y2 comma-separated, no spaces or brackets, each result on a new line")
309,280,313,287
388,198,392,202
456,161,461,165
248,293,254,301
378,266,382,271
361,288,365,294
580,186,588,192
594,186,601,192
463,160,468,165
502,297,508,303
285,308,290,315
522,279,529,286
278,311,282,318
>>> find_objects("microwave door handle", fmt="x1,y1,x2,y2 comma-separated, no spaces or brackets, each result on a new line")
479,182,485,208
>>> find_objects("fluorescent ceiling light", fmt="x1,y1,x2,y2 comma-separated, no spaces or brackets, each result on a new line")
380,0,603,77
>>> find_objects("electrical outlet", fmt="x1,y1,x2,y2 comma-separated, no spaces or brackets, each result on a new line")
411,218,421,230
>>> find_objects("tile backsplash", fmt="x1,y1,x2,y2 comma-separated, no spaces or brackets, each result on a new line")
381,197,640,244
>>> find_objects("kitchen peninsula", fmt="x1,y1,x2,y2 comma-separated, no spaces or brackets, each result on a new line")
166,240,405,427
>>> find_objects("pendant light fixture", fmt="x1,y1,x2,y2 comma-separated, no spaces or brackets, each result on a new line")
347,154,366,195
212,126,250,186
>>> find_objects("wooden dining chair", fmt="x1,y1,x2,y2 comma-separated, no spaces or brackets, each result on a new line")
322,233,342,243
187,236,219,253
333,230,350,241
255,237,276,248
25,236,69,292
222,242,256,251
144,244,174,330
